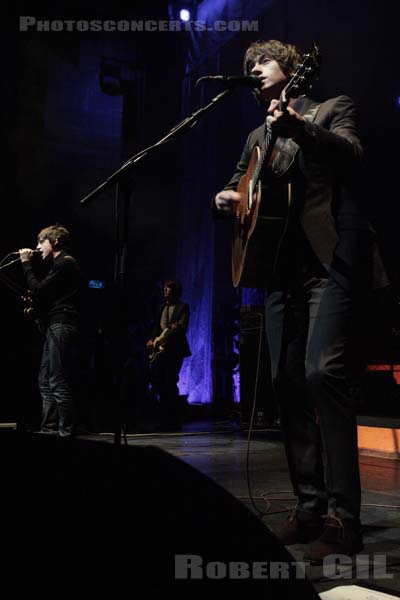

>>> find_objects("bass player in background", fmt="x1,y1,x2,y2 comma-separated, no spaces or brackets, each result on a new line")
146,280,191,431
213,39,389,562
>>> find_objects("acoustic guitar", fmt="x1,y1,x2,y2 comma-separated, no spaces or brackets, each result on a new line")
232,44,320,288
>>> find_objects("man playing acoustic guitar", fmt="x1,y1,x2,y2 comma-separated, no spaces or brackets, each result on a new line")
213,39,388,562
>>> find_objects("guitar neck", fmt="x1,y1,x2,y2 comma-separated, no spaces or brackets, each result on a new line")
251,121,276,188
251,88,291,188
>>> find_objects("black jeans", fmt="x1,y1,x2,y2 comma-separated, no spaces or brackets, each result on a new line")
150,353,184,426
39,323,79,437
265,274,361,520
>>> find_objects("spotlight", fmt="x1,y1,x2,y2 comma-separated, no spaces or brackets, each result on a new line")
179,8,191,22
168,2,199,22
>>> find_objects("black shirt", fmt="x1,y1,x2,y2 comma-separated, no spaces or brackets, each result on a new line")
22,251,80,326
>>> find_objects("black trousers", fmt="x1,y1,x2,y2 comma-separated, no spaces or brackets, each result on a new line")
265,256,362,520
150,352,184,426
39,323,79,437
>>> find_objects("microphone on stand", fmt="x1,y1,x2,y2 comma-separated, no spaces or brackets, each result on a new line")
0,249,41,270
196,75,262,89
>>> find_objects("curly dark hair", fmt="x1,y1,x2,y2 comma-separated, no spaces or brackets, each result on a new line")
243,39,302,77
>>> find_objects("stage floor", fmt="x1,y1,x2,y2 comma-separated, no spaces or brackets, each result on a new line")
78,420,400,596
2,420,400,596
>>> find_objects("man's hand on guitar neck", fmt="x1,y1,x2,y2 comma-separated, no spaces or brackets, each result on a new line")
214,189,242,214
267,98,306,139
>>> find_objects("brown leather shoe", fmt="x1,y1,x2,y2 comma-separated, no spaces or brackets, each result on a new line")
273,509,324,545
304,515,364,564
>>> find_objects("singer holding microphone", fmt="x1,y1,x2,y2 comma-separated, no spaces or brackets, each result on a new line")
19,224,81,438
212,39,389,562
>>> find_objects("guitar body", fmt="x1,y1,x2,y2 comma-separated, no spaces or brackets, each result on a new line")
232,146,290,288
148,328,170,364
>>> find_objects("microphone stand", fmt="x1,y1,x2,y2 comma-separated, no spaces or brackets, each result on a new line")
80,85,235,446
80,86,233,205
0,262,44,335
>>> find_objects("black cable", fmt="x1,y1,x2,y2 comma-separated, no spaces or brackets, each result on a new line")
0,256,21,270
244,311,273,518
0,252,20,267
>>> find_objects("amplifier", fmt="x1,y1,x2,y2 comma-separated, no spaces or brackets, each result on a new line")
239,305,278,428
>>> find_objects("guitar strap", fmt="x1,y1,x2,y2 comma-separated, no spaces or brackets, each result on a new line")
271,98,321,178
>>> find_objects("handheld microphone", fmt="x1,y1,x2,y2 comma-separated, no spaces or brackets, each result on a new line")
196,75,262,89
11,249,41,255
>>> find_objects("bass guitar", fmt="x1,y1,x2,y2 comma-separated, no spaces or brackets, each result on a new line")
232,44,320,288
148,327,172,364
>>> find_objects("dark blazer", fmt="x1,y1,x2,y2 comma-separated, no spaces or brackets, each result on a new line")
151,302,191,358
222,95,388,290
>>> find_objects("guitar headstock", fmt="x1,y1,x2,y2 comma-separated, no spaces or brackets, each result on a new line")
280,43,321,106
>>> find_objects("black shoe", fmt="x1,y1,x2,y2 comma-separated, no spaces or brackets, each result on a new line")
304,515,364,564
273,509,324,545
34,429,59,436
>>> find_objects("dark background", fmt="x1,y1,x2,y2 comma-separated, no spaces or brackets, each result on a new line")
2,0,399,429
